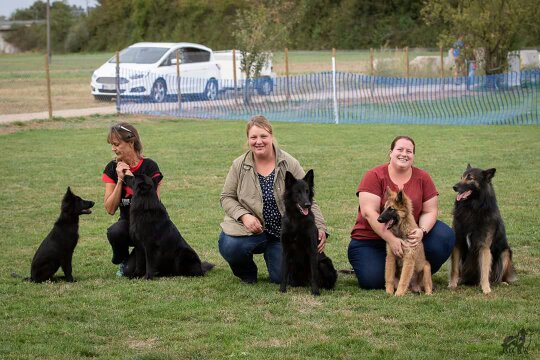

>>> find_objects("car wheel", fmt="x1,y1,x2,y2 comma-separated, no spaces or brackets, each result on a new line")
203,79,218,101
151,79,167,103
256,77,273,96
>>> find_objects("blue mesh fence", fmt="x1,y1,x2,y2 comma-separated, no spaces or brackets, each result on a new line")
116,69,540,125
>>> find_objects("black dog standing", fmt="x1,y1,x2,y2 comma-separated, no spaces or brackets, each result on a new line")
280,170,337,296
450,164,516,294
123,174,213,279
28,187,94,282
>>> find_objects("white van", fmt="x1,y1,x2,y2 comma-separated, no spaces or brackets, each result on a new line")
91,42,221,102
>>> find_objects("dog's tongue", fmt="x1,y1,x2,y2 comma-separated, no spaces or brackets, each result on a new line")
297,204,309,216
385,219,395,230
456,190,472,201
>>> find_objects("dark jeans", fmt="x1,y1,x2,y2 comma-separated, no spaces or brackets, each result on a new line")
107,219,134,264
347,220,456,289
218,231,282,283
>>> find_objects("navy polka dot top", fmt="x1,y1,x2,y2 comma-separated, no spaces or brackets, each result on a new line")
258,170,281,237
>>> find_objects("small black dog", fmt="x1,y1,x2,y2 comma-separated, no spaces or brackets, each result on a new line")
280,170,337,296
450,164,516,294
123,174,214,279
19,187,94,283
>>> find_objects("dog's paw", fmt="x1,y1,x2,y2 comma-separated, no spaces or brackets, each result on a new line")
385,284,394,295
482,287,492,295
448,282,458,290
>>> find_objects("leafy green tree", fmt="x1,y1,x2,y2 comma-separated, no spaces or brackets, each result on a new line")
422,0,535,74
233,0,301,103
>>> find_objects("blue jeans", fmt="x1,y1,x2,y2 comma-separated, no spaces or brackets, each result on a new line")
218,231,282,283
347,220,456,289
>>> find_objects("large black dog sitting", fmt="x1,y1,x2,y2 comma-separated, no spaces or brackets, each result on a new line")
23,187,94,282
280,170,337,296
123,174,214,279
450,164,516,294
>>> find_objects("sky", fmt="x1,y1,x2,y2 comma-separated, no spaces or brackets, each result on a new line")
0,0,98,18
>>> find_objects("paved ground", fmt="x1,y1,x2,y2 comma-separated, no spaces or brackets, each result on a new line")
0,106,117,124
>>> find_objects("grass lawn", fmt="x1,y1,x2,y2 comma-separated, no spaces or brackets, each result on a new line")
0,116,539,359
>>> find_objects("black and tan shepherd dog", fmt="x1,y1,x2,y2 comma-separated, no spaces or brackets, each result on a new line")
123,174,214,280
450,164,516,294
377,188,432,296
280,170,337,296
13,187,94,283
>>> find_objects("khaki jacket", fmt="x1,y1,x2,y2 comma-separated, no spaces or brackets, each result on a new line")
220,145,327,236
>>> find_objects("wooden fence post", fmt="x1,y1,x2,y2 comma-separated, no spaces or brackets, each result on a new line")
45,54,52,120
285,47,290,100
233,49,238,104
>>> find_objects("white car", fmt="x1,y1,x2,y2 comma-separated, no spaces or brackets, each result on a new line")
91,42,221,102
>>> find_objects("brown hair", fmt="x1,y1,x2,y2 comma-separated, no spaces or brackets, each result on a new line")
390,135,415,154
107,122,143,155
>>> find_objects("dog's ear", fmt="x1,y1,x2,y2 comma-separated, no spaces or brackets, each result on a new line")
466,163,472,170
66,186,73,196
396,190,404,204
285,171,296,188
483,168,496,182
123,174,134,188
303,169,314,188
152,174,163,189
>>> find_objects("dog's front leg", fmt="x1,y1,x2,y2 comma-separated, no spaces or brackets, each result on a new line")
310,249,320,296
448,246,461,289
144,244,156,280
395,249,416,296
479,245,492,294
280,255,288,293
385,244,396,294
60,256,74,282
134,243,146,278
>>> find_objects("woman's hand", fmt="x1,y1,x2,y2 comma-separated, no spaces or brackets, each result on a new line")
317,230,326,253
115,161,130,180
407,228,424,247
388,236,405,258
240,214,263,234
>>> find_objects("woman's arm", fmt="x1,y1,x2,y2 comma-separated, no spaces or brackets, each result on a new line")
359,191,405,258
408,196,438,246
104,181,122,215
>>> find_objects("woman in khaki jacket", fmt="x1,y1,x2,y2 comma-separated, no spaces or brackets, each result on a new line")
218,115,328,284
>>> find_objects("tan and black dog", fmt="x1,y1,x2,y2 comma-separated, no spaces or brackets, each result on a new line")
450,164,516,294
377,188,432,296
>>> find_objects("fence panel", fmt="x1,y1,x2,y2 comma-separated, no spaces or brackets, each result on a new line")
117,69,540,125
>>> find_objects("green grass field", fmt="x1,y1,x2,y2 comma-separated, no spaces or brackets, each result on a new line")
1,117,539,359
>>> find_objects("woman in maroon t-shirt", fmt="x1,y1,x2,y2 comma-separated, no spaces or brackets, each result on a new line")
348,136,455,289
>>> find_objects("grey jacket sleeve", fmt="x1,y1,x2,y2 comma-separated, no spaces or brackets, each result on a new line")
220,161,250,221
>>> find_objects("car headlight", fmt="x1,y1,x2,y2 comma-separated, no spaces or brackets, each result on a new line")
91,72,97,81
129,73,147,80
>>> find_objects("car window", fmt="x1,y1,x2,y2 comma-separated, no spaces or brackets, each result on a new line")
182,47,211,64
109,47,169,64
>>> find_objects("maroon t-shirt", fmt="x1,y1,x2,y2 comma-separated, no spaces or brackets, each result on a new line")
350,164,438,240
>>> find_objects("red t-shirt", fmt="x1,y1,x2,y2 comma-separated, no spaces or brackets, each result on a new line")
350,164,438,240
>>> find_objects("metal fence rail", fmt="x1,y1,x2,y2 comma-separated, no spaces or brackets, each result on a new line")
119,69,540,125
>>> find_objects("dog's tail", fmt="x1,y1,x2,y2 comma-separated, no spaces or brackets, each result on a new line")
11,272,31,281
201,261,215,274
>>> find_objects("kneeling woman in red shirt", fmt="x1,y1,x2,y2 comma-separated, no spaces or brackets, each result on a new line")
348,135,455,289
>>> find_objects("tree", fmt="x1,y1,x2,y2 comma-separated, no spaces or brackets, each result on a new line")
233,0,301,103
422,0,535,75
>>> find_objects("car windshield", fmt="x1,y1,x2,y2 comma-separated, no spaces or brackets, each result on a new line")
109,47,169,64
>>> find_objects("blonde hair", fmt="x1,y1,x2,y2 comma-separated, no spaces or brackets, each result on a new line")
245,115,277,147
107,122,143,155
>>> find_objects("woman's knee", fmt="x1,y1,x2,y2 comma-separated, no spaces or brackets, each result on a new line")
107,221,129,243
218,232,251,261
